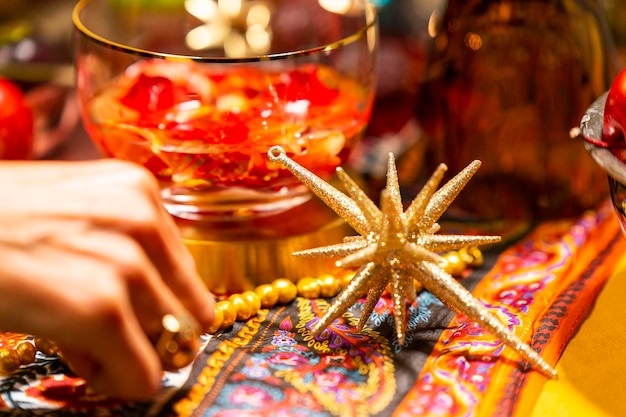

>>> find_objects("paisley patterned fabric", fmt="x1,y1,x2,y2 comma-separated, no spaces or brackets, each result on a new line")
1,204,624,417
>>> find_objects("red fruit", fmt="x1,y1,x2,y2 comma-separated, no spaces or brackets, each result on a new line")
0,78,33,160
273,65,339,106
602,68,626,149
120,73,176,114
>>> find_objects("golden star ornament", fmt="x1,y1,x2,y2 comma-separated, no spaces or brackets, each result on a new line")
267,146,557,379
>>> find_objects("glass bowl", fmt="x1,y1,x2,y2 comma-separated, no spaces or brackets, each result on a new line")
72,0,379,221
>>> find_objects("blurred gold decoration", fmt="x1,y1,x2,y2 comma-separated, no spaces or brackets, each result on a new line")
267,146,557,379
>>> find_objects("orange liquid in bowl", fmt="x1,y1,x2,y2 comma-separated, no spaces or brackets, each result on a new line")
83,59,373,219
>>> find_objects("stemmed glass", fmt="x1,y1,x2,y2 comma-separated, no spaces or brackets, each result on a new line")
72,0,379,222
580,93,626,235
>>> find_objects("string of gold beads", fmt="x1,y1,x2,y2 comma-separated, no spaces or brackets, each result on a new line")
207,274,350,334
0,247,482,374
0,336,60,376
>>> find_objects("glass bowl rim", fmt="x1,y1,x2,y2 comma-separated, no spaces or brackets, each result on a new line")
580,92,626,186
72,0,378,63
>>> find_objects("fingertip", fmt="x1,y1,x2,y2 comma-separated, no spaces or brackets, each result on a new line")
98,363,163,401
198,291,217,332
92,343,163,400
142,369,165,399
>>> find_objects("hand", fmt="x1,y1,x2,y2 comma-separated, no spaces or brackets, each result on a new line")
0,158,215,399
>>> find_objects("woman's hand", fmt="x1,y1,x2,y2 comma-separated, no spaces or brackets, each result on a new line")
0,158,215,399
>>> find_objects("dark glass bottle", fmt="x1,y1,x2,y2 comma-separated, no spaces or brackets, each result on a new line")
415,0,620,224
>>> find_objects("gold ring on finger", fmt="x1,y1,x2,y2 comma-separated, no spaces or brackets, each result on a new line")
154,313,201,371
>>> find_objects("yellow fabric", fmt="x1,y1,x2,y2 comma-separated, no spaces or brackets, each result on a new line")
532,255,626,417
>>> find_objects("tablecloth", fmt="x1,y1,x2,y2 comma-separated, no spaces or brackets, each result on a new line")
531,250,626,417
1,203,624,417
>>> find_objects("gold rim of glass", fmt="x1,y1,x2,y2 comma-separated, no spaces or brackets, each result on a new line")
72,0,378,63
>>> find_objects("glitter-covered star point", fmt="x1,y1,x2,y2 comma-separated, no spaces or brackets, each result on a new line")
267,146,557,379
